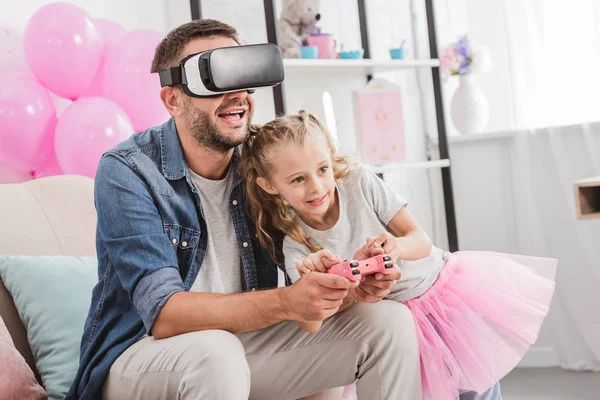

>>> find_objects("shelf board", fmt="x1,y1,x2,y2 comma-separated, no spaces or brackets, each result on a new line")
283,58,440,75
430,131,519,145
364,159,451,174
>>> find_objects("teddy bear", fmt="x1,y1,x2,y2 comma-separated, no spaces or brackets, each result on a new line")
278,0,321,58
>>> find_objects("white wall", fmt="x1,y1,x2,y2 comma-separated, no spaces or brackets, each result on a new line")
2,0,187,32
463,0,516,132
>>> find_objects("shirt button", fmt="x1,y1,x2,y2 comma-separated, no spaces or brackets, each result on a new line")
181,241,188,247
243,242,248,248
232,199,238,206
172,238,177,245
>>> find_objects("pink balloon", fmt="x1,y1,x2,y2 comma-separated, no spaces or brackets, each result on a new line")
54,97,134,178
102,29,169,131
94,18,127,46
0,162,33,184
23,2,104,100
49,92,73,117
0,73,57,172
81,18,126,97
33,155,63,179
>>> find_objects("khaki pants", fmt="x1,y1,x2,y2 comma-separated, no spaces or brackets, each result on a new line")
103,300,421,400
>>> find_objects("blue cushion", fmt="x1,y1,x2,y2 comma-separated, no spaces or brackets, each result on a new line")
0,256,97,400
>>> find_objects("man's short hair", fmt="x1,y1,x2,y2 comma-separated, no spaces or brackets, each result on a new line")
151,19,241,74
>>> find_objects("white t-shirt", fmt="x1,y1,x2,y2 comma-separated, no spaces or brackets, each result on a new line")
189,167,243,294
282,166,446,302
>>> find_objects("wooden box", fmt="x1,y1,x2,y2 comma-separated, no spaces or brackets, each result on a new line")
574,176,600,219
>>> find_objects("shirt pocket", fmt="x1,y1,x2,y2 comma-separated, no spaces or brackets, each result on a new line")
164,224,200,270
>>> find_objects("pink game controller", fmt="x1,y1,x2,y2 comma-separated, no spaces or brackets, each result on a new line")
328,254,396,281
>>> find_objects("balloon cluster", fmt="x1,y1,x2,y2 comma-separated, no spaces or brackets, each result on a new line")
0,2,168,182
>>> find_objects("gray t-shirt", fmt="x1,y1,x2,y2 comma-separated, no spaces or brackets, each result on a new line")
189,167,242,294
282,166,446,302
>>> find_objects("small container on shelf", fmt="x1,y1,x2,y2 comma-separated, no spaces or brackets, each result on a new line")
389,39,407,59
300,45,319,59
306,28,337,59
337,45,364,59
389,48,405,59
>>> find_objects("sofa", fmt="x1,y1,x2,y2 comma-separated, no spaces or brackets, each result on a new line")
0,175,95,397
0,175,345,399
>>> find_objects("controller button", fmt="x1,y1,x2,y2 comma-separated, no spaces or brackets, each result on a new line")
350,261,359,268
384,263,394,268
383,255,391,261
352,270,360,275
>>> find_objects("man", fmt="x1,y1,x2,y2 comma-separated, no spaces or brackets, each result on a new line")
67,19,500,399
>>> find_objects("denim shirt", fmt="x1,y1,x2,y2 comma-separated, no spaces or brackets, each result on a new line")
66,119,278,399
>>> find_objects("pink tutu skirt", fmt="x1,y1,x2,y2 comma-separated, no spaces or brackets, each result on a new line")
405,251,556,400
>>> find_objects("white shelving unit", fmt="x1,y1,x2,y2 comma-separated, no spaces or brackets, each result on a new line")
430,130,518,145
283,59,440,76
282,60,449,174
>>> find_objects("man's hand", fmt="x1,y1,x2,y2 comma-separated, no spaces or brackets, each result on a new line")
354,271,400,303
295,249,341,275
351,234,401,303
283,271,359,322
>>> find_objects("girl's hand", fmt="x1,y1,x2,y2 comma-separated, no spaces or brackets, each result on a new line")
366,236,386,256
353,236,385,261
295,249,342,276
368,232,404,263
353,235,401,303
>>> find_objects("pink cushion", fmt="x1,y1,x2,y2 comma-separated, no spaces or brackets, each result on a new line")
0,316,47,400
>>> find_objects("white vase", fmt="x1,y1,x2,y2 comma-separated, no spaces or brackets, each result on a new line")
450,74,489,134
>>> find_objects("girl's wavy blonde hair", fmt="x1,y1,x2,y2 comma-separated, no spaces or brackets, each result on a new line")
242,110,352,264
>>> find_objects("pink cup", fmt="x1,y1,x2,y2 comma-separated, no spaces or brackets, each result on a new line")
306,32,337,59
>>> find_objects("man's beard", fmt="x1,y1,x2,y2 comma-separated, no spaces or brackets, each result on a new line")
183,98,251,153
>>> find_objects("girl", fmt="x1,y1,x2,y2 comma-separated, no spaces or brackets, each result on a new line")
242,110,556,400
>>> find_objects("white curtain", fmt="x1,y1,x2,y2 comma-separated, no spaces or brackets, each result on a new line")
502,0,600,129
510,122,600,371
449,0,600,368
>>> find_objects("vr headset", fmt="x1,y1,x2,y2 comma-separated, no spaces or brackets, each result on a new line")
159,43,285,98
